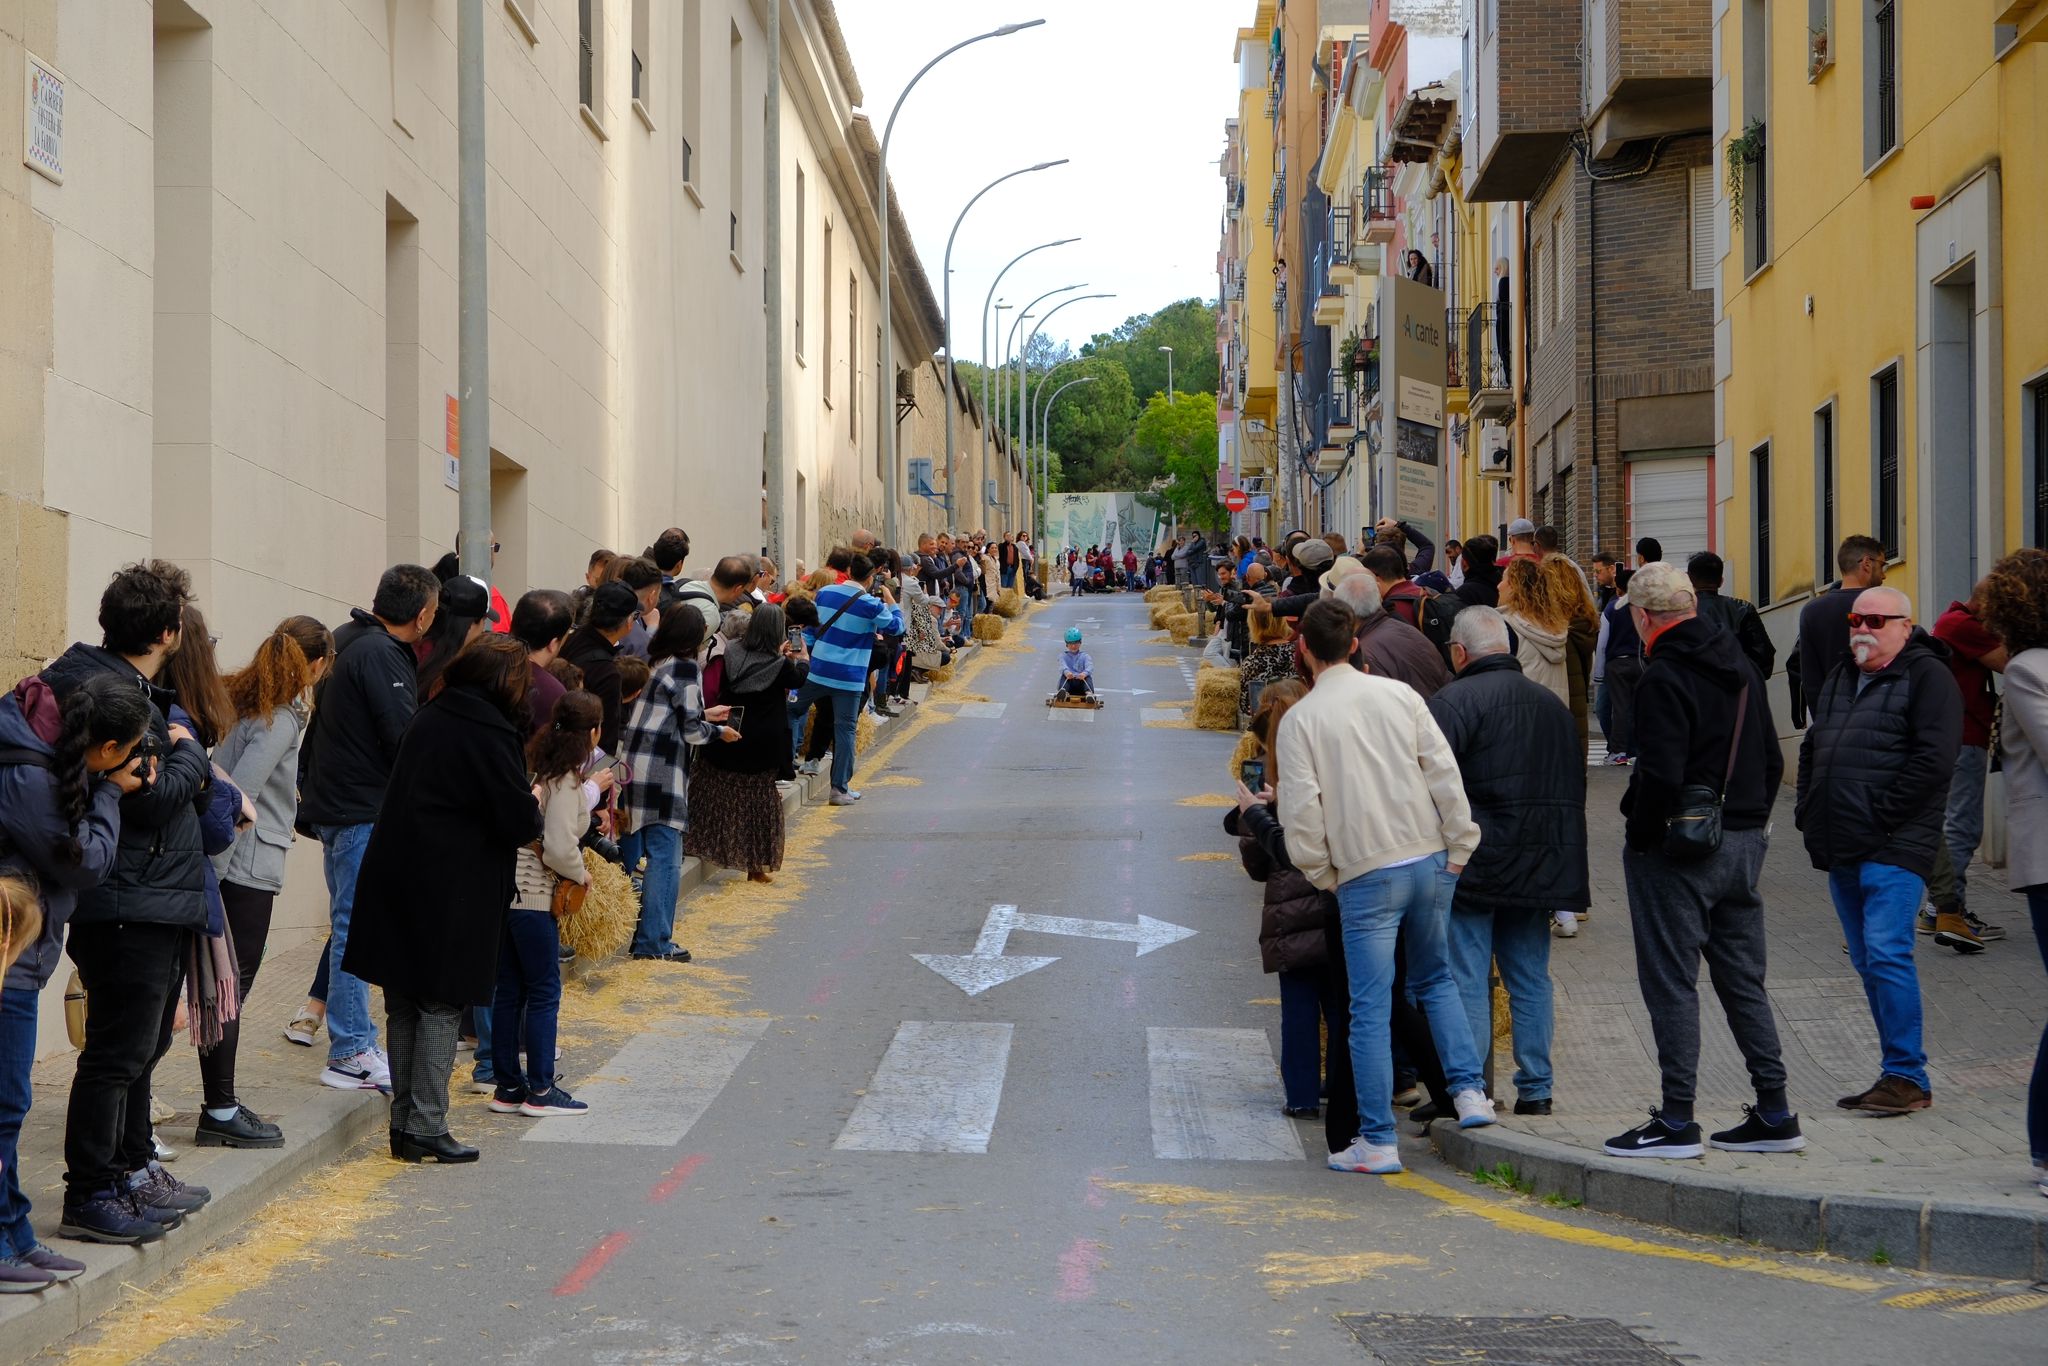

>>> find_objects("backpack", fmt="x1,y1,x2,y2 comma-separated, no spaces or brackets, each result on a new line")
1386,582,1463,668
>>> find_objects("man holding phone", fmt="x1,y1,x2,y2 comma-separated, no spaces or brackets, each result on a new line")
789,554,901,805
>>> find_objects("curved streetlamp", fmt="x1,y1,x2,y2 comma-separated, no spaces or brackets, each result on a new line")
1001,284,1088,528
1035,374,1097,534
877,17,1048,548
942,161,1068,503
1158,345,1175,403
979,237,1079,507
1020,292,1115,521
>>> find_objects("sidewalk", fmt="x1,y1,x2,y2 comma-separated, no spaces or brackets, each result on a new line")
0,633,1003,1366
1432,766,2048,1280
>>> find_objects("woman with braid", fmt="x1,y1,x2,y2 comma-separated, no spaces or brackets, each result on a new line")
0,672,152,1285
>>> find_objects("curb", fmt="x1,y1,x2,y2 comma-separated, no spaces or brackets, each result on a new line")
0,1087,387,1366
1429,1120,2048,1281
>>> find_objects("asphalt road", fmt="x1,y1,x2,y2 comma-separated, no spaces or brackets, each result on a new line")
74,594,2045,1366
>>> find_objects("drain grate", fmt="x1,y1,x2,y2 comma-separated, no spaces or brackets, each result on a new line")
1338,1314,1682,1365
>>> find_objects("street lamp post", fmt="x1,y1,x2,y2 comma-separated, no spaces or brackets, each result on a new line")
1000,283,1083,527
876,18,1046,550
1158,345,1175,405
1035,374,1097,535
1020,292,1113,520
942,161,1067,518
979,237,1078,523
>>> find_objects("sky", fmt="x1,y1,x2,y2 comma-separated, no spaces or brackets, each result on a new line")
832,0,1250,368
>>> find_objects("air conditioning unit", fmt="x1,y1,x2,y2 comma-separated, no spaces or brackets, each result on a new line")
896,369,916,401
1479,443,1513,483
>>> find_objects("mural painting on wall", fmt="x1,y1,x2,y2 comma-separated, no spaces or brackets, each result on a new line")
1047,493,1165,559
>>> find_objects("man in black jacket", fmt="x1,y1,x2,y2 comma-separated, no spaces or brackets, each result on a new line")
1609,563,1802,1161
562,582,638,754
298,563,438,1096
44,562,215,1243
1796,586,1961,1118
1688,551,1776,682
1795,534,1886,720
1428,607,1582,1116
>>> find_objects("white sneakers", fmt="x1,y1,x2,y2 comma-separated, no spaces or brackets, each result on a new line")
1328,1140,1404,1175
1453,1089,1499,1129
1551,911,1580,938
320,1049,392,1093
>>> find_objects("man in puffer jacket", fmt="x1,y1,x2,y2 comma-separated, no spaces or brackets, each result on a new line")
1797,586,1961,1118
42,561,215,1244
1427,606,1584,1116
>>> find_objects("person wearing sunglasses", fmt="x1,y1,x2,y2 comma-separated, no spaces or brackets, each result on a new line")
1796,586,1962,1119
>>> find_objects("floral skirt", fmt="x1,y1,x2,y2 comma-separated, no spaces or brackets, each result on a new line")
684,762,785,874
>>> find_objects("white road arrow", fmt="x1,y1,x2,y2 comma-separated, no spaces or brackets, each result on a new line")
1093,688,1156,696
913,904,1198,996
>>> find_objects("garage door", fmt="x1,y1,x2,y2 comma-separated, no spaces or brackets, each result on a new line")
1628,454,1711,563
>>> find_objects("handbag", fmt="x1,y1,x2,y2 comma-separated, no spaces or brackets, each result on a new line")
1662,685,1748,861
528,841,589,919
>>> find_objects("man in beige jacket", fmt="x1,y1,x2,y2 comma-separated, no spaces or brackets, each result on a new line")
1276,599,1495,1176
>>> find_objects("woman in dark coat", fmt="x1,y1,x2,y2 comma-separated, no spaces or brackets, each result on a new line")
687,605,805,882
342,635,540,1164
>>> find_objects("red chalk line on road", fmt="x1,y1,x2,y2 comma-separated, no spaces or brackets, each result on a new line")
553,1154,710,1295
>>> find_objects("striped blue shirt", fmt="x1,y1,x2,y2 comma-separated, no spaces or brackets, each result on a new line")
807,581,903,692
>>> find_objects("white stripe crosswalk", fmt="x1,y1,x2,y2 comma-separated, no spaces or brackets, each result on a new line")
539,1016,1300,1160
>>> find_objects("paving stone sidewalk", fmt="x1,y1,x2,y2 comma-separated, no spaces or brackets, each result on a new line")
1447,766,2046,1268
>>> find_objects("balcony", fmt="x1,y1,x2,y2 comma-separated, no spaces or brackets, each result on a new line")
1327,205,1355,283
1444,306,1466,406
1581,0,1712,160
1312,247,1345,328
1361,167,1396,244
1325,370,1355,439
1466,301,1514,421
1315,444,1349,475
1464,0,1582,200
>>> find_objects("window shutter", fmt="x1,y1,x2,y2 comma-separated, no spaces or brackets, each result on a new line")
1689,166,1717,291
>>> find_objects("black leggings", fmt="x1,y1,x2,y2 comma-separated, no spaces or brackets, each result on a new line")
200,881,277,1110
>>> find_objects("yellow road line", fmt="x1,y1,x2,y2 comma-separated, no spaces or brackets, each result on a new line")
1383,1171,1887,1293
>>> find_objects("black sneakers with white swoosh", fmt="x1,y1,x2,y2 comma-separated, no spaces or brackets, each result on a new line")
1708,1106,1807,1153
1601,1111,1704,1159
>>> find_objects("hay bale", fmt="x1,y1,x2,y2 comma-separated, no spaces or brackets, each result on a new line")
972,613,1005,642
924,661,955,685
1194,666,1242,730
1164,611,1198,644
994,587,1024,618
1144,585,1181,605
558,851,638,961
1227,731,1259,788
1148,603,1174,630
854,708,879,755
1492,979,1513,1047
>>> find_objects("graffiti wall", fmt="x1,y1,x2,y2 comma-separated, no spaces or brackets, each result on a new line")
1045,492,1166,559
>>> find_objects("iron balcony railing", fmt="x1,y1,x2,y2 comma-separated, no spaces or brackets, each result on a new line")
1363,165,1395,223
1328,204,1353,264
1326,370,1355,428
1445,306,1464,389
1466,300,1512,401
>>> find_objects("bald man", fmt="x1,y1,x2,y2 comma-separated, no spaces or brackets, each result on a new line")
1796,585,1962,1118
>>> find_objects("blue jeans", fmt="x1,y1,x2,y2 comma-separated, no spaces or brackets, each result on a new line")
1828,862,1930,1091
0,987,37,1257
492,909,562,1094
1943,744,1988,906
2026,887,2048,1164
791,679,860,792
1335,852,1487,1145
471,1005,495,1086
628,824,685,957
319,823,378,1061
1277,970,1325,1110
1594,680,1612,743
1444,903,1555,1101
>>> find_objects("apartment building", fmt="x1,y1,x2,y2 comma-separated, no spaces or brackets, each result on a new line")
1716,1,2048,626
1462,0,1717,564
1220,2,1281,541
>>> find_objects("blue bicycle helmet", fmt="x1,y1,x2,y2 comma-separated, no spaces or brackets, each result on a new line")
1064,627,1083,644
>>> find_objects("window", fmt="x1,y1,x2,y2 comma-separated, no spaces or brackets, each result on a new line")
577,0,603,120
1751,441,1773,606
1530,239,1546,346
794,167,806,360
2030,378,2048,548
822,223,834,407
630,0,649,118
1814,401,1836,586
1689,165,1717,291
1740,0,1770,275
728,24,743,262
1866,0,1899,166
1552,208,1567,329
680,0,701,184
1874,365,1901,559
849,276,860,443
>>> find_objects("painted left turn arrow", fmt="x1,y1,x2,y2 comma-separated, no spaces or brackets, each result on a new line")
914,904,1198,996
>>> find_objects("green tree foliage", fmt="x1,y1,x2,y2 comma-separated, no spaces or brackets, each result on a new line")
1126,392,1224,534
1039,358,1137,489
1080,299,1219,404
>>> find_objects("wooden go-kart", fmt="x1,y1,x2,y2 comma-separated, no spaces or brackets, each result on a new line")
1047,688,1105,710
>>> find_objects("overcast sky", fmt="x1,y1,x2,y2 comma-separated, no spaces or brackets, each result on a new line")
833,0,1249,366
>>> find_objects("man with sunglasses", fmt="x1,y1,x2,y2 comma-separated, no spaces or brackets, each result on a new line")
1796,587,1962,1118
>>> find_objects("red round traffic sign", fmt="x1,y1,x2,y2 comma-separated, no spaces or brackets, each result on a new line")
1223,489,1251,513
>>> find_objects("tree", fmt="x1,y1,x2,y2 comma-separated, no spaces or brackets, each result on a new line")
1040,358,1136,489
1081,299,1220,406
1125,392,1224,533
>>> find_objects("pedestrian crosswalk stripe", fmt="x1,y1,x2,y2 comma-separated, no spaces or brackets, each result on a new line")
834,1021,1014,1154
524,1015,769,1147
952,701,1007,719
1146,1027,1305,1162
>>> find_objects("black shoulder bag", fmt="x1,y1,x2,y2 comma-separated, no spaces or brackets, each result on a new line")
1662,685,1748,861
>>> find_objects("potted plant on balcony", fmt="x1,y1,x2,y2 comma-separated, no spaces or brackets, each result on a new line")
1726,118,1765,225
1808,26,1830,80
1342,328,1377,375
